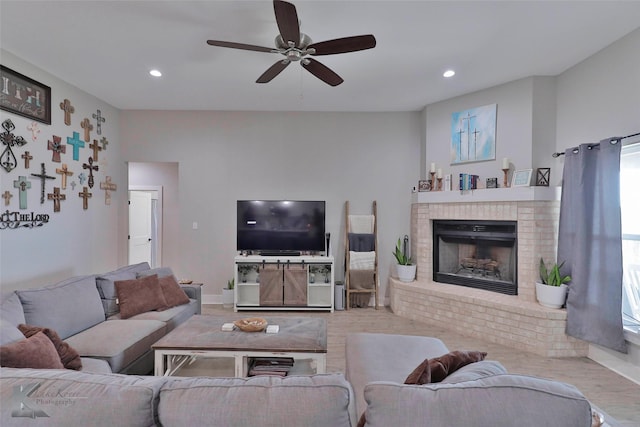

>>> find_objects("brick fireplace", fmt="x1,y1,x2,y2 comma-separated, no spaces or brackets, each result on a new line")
390,188,588,357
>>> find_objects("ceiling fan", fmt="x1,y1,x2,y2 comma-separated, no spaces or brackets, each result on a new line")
206,0,376,86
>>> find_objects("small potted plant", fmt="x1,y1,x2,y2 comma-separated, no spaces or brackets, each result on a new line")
222,278,234,308
238,264,255,283
393,237,416,282
535,258,571,309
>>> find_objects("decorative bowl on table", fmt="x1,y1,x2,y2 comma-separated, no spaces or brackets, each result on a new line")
234,317,268,332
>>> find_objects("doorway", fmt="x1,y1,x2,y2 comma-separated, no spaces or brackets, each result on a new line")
128,186,162,267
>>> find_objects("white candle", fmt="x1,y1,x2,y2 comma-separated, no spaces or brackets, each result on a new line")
437,168,442,178
430,162,436,173
502,158,509,169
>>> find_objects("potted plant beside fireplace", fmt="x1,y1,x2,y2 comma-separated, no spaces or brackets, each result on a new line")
393,237,416,282
535,258,571,309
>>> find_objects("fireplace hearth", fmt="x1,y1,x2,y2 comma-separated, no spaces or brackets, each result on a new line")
433,220,517,295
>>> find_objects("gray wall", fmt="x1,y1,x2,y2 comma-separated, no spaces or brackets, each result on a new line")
120,111,422,303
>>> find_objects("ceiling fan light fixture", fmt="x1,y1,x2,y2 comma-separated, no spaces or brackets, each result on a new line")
443,69,456,78
149,69,162,77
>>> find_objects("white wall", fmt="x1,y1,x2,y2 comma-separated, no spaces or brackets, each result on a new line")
0,50,126,290
120,111,422,303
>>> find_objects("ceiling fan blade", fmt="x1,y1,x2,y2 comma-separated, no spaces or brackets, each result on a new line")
273,0,300,47
301,58,344,87
207,40,274,53
256,60,291,83
308,35,377,56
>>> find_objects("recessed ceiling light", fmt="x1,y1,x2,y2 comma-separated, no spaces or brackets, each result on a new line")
443,70,455,78
149,69,162,77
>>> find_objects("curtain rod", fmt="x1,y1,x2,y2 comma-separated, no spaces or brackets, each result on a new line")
552,132,640,157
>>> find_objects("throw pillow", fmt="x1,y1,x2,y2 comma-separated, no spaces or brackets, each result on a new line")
0,331,65,369
115,274,168,319
405,350,488,385
158,275,190,309
18,324,82,370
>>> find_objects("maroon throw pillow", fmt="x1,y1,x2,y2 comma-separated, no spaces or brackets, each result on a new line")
115,274,168,319
0,331,65,369
158,275,190,309
18,324,82,370
405,350,488,385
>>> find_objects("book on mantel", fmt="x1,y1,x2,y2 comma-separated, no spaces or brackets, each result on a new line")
248,357,295,377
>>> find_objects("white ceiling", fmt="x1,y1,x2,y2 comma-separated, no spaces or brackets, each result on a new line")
1,1,639,112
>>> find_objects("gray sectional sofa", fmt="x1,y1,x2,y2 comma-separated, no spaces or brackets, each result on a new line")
0,262,201,374
1,271,602,427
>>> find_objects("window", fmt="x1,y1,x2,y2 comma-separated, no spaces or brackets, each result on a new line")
621,141,640,332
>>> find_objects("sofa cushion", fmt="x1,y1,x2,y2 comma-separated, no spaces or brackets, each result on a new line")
96,262,151,317
107,300,197,333
0,367,162,426
0,318,24,346
115,275,168,319
345,333,449,416
0,331,64,369
440,360,507,384
405,350,487,384
19,324,82,370
16,275,105,340
158,276,190,309
79,357,113,374
158,373,355,427
0,291,26,326
64,319,165,373
362,375,592,427
137,266,174,279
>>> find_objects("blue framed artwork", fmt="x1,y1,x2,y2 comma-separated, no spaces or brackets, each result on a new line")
450,104,496,165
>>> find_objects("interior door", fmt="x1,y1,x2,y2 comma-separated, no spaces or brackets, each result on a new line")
129,191,152,265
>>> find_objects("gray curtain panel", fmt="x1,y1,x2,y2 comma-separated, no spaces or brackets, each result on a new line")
558,138,627,353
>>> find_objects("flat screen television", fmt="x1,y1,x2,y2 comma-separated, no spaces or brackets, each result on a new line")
237,200,326,254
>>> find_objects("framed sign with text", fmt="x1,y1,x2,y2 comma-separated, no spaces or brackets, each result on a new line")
0,65,51,125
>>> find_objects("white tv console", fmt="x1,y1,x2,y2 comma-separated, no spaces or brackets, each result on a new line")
234,255,334,312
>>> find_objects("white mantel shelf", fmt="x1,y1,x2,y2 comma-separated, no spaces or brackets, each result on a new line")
412,186,561,204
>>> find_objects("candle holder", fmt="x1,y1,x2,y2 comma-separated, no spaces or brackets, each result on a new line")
502,168,510,188
430,172,436,187
437,178,443,191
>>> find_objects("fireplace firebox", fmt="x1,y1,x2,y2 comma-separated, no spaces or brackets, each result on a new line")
433,220,517,295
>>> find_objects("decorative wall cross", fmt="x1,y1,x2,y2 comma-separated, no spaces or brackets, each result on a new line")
70,181,77,190
2,191,12,206
31,163,56,204
21,151,33,168
59,99,75,125
56,164,73,189
80,118,93,142
27,122,41,141
13,176,32,209
1,119,27,172
78,186,92,210
78,172,87,185
82,157,99,188
66,131,84,161
100,137,109,151
47,187,66,213
99,176,117,205
89,139,102,161
92,109,106,135
47,135,66,162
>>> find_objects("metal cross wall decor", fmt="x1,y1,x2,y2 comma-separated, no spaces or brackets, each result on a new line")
1,119,27,172
92,109,106,135
31,163,55,204
82,157,99,188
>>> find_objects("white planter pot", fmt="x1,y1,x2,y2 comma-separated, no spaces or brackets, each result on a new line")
222,288,234,308
535,282,568,309
396,264,416,283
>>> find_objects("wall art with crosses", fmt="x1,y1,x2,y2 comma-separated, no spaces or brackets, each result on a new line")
1,75,117,230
